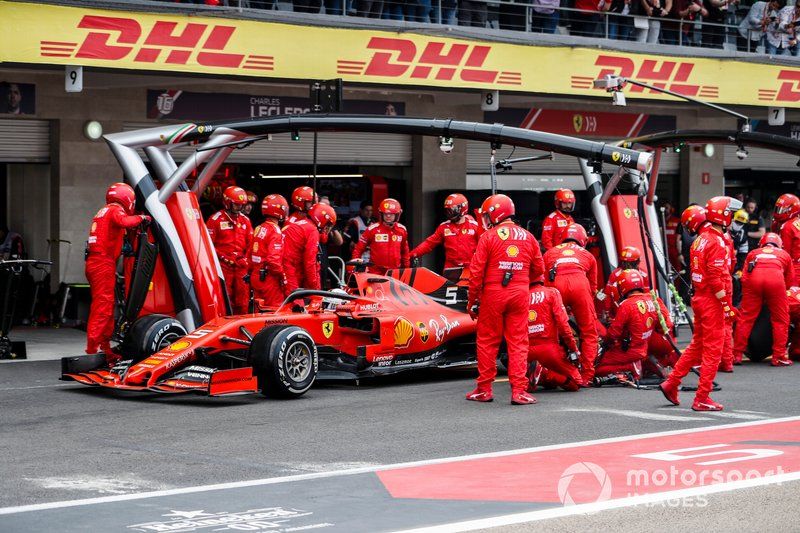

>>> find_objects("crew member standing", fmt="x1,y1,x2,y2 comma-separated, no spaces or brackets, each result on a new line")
352,198,409,274
85,183,151,356
287,186,316,224
660,197,739,412
732,232,793,366
544,223,599,384
410,193,480,270
283,203,337,292
541,188,576,250
249,194,289,308
526,276,583,392
775,193,800,286
207,186,252,314
467,194,544,405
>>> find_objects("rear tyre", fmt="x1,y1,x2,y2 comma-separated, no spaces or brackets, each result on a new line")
121,314,187,362
746,308,772,362
249,325,318,398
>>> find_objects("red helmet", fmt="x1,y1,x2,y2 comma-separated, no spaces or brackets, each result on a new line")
246,191,257,204
223,186,248,211
619,246,641,263
106,182,136,214
379,198,402,225
555,188,576,213
291,186,315,212
681,205,706,234
480,194,515,227
261,194,289,222
563,223,588,247
617,269,645,298
444,193,468,221
760,232,783,248
774,194,800,223
308,203,337,231
705,196,742,227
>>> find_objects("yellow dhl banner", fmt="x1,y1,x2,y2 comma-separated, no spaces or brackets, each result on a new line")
2,1,800,107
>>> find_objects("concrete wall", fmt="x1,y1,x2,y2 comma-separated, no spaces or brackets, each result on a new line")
678,113,734,207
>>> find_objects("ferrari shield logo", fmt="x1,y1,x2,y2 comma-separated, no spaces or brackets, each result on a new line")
573,114,583,133
637,301,647,315
497,227,510,241
623,208,634,219
612,151,621,162
322,321,334,339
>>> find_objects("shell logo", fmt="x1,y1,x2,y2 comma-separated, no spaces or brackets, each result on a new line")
91,222,97,233
646,317,654,328
393,317,415,348
417,322,429,343
506,245,520,257
563,249,575,256
529,310,538,322
168,340,192,351
253,242,259,252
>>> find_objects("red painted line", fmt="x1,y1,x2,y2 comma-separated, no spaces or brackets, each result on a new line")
337,60,367,65
242,66,274,71
247,54,274,59
40,40,77,46
41,53,73,58
379,418,800,505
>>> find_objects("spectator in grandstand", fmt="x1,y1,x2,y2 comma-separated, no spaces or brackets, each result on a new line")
356,0,384,17
662,0,707,45
498,0,531,31
607,0,635,39
702,0,735,48
738,0,784,52
634,0,670,43
459,0,489,26
531,0,560,33
249,0,276,8
439,0,459,23
571,0,610,37
769,2,800,55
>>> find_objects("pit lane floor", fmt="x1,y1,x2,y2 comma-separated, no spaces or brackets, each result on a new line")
1,358,800,532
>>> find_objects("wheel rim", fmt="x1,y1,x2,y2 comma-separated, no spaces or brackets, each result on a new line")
157,331,181,351
285,340,312,382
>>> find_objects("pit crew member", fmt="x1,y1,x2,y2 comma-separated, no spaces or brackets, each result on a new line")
410,193,480,270
775,193,800,286
287,186,316,225
467,194,544,405
526,276,583,392
732,232,793,366
352,198,409,274
544,223,599,383
660,196,740,412
283,203,337,292
597,245,649,320
541,188,576,250
249,194,290,308
207,186,253,314
85,183,151,356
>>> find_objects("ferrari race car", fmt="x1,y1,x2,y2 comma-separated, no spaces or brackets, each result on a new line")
61,266,477,399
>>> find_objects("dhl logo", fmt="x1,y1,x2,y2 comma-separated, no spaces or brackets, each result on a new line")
39,15,273,71
338,37,522,85
758,70,800,102
571,54,718,99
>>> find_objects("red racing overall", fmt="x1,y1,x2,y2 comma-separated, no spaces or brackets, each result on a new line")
540,210,574,250
249,220,288,308
781,216,800,286
85,204,146,354
527,284,582,391
596,292,661,379
283,218,321,292
468,221,544,394
733,245,793,363
352,222,410,274
664,224,730,401
789,287,800,360
207,209,252,314
410,215,480,269
544,243,599,382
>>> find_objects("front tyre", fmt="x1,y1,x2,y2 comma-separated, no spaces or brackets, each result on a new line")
249,325,318,398
121,314,187,362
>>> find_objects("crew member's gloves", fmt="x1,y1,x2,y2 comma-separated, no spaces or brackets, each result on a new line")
567,350,581,366
410,256,420,267
467,299,479,320
596,290,607,302
721,299,738,320
140,215,152,227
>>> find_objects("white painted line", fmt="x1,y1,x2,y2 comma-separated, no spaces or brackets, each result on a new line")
394,471,800,533
0,384,73,392
705,411,768,420
560,407,712,422
2,415,799,516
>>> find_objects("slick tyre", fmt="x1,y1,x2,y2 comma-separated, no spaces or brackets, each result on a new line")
121,314,187,362
746,307,771,362
249,325,318,399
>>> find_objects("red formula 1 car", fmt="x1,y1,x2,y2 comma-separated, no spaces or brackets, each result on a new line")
61,266,476,398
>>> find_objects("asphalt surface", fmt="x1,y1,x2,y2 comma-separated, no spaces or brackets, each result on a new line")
1,357,799,530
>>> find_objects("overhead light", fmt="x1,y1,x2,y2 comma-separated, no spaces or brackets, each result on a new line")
704,144,715,158
83,120,103,141
291,131,301,141
257,173,364,179
736,146,749,160
439,136,454,154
